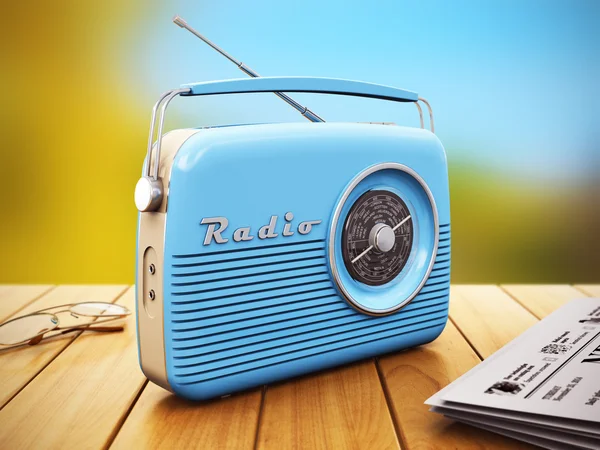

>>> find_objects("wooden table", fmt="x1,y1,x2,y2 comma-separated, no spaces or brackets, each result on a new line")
0,284,598,449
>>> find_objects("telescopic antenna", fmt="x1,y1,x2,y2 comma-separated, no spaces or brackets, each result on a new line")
172,15,325,123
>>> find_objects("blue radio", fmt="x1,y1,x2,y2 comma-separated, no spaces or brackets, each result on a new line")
135,17,450,401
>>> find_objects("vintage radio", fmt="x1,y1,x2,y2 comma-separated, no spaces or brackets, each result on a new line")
135,17,450,400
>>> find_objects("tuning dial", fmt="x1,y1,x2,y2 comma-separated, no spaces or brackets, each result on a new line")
342,189,413,287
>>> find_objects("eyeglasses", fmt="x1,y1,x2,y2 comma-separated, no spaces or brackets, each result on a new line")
0,302,131,349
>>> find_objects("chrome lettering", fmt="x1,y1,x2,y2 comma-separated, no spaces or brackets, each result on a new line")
233,227,254,242
283,212,295,237
258,215,279,240
298,220,322,235
200,217,229,245
200,213,321,245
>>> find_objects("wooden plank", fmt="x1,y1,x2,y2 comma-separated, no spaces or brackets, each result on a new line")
378,321,535,449
256,361,400,450
449,285,538,359
0,285,54,322
575,284,600,297
0,286,146,450
111,383,262,450
501,284,589,319
0,285,128,409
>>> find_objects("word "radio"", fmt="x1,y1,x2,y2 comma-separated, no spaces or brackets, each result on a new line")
200,213,322,245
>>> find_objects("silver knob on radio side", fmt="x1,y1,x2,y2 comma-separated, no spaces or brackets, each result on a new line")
135,177,163,212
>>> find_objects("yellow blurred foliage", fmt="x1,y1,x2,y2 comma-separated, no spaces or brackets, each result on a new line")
1,1,147,283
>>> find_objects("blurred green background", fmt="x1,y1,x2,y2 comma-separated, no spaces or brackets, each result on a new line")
1,0,598,284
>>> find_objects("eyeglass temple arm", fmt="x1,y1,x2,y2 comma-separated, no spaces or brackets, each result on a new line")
27,326,125,345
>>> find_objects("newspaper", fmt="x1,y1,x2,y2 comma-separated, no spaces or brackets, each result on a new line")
426,298,600,448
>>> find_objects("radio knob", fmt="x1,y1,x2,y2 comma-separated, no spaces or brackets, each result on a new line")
369,223,395,253
135,177,163,212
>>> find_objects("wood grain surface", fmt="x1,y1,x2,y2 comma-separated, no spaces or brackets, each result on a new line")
0,285,54,322
575,284,600,297
257,361,399,450
0,284,597,450
0,285,128,409
449,285,540,359
501,284,590,319
111,383,262,450
0,286,141,450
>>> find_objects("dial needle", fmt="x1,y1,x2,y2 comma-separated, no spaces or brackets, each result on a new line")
392,215,412,232
351,215,412,264
351,245,374,264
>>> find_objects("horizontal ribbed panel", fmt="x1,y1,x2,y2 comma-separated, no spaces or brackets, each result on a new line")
168,225,450,384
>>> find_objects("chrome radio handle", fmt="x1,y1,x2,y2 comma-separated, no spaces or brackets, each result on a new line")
418,97,435,133
180,77,434,133
135,76,435,212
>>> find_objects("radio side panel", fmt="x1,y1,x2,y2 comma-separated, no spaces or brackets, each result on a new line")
136,129,201,392
160,123,450,400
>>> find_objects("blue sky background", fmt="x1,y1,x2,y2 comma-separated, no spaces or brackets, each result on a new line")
121,0,600,182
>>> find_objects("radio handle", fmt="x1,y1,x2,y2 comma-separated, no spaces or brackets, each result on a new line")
182,77,433,132
136,76,435,212
181,76,419,103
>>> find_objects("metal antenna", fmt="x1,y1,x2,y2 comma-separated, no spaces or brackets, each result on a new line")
173,15,325,123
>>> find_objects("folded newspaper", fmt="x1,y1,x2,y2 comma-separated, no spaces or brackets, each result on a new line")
426,298,600,450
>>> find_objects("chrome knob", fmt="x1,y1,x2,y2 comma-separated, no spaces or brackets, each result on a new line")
135,177,163,212
369,223,396,253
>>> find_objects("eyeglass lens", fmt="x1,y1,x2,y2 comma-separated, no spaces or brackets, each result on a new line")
0,314,59,345
70,302,130,317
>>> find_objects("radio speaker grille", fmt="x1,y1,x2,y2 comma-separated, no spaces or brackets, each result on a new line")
167,225,450,385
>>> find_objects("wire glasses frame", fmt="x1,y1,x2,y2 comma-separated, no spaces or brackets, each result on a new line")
0,302,132,349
